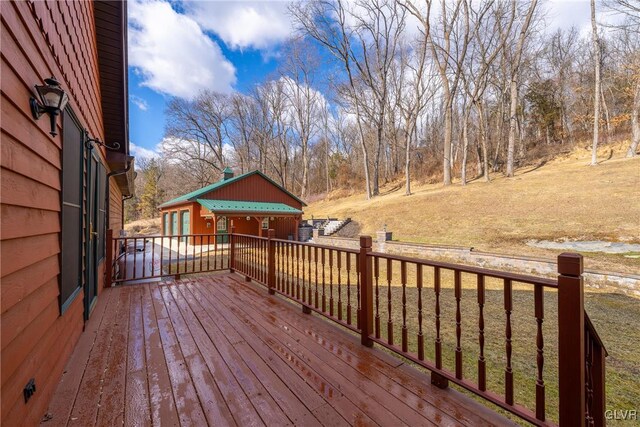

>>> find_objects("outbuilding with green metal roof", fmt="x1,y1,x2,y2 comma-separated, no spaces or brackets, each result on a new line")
159,168,306,243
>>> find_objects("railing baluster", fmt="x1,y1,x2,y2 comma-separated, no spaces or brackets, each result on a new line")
417,264,424,360
505,278,514,405
142,237,147,278
346,252,352,325
192,235,196,273
321,248,326,312
375,257,380,339
151,238,155,278
168,236,172,275
356,255,361,329
123,238,128,280
296,244,300,300
586,333,594,427
455,270,463,379
337,251,342,320
133,237,137,279
534,284,545,421
307,246,312,303
314,247,319,308
387,258,393,345
401,261,408,353
478,274,486,391
329,249,334,316
434,266,442,369
176,236,181,274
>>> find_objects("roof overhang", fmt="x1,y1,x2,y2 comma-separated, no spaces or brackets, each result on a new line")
94,1,133,196
197,199,303,216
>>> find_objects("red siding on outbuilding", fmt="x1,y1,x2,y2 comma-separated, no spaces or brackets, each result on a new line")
0,1,124,425
160,173,304,242
200,173,304,210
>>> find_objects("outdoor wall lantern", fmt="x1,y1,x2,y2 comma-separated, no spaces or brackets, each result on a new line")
246,216,251,221
30,77,69,136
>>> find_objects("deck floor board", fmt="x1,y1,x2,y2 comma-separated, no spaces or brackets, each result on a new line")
46,272,515,427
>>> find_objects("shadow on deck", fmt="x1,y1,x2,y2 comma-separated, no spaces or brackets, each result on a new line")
45,272,514,426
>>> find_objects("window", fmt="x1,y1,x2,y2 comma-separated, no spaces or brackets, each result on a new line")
262,218,269,230
163,212,169,235
96,162,106,261
60,111,83,313
217,216,227,231
171,211,178,235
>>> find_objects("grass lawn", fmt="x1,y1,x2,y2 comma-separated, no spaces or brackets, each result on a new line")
305,143,640,275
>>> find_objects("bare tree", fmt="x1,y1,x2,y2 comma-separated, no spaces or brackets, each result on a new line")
506,0,538,177
280,39,322,198
463,0,516,183
404,0,472,185
590,0,602,165
291,0,374,199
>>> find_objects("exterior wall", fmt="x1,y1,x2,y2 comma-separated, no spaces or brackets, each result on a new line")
0,1,123,425
200,173,304,210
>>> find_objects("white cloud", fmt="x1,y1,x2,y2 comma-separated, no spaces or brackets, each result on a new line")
128,0,236,98
130,142,161,160
183,1,294,50
129,94,149,111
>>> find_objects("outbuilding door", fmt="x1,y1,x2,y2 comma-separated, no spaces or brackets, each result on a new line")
180,210,190,243
171,212,178,237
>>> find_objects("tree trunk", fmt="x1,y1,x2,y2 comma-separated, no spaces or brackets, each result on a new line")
590,0,601,166
405,127,412,195
443,106,453,185
300,135,309,198
627,80,640,157
326,138,331,193
477,102,490,182
461,109,470,186
507,79,519,176
601,84,611,139
506,0,538,177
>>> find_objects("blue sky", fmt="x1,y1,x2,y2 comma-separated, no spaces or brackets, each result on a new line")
128,38,281,156
127,0,294,159
127,0,595,160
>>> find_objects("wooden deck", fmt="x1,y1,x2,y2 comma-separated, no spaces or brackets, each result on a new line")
45,272,515,426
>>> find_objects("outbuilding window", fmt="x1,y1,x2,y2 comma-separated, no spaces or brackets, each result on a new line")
217,216,227,231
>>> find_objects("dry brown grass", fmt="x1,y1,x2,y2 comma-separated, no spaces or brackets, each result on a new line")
124,217,161,235
306,142,640,274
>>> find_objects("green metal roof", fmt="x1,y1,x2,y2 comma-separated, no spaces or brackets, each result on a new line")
158,170,306,208
197,199,302,215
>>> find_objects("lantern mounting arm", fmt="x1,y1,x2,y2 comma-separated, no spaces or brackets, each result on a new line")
85,136,121,151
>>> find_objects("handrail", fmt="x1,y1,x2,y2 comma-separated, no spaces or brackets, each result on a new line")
370,251,558,288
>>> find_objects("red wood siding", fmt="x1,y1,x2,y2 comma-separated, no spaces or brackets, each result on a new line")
0,1,124,425
200,173,304,210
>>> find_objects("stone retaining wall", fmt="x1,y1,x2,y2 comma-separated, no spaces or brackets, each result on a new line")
312,235,640,296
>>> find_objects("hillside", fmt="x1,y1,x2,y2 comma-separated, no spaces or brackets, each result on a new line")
306,142,640,275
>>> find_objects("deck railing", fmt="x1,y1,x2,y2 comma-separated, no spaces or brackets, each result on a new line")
106,230,230,285
106,229,607,426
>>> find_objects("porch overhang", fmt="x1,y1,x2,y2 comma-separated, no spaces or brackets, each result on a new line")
197,199,303,217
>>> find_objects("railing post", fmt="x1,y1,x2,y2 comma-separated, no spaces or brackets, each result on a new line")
359,236,373,347
229,226,236,273
591,329,606,427
105,229,113,288
267,229,276,295
558,253,586,427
